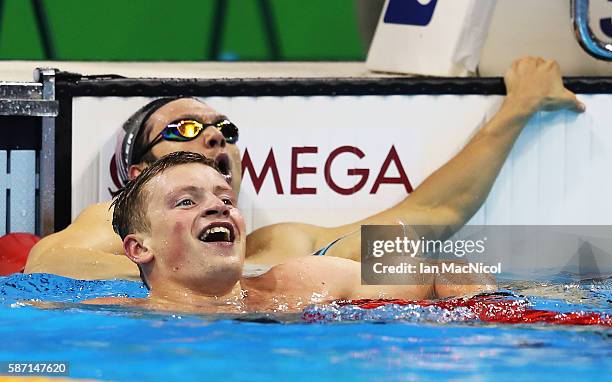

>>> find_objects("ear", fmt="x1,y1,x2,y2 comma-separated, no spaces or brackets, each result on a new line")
128,163,147,180
123,234,154,265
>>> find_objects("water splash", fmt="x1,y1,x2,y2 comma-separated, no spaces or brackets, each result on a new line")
302,291,612,326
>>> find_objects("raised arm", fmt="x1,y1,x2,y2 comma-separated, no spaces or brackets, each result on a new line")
393,57,584,228
23,202,140,280
312,57,585,259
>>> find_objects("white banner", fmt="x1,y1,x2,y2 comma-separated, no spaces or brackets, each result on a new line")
72,95,612,234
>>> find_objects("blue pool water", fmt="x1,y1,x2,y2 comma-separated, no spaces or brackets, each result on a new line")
1,273,610,381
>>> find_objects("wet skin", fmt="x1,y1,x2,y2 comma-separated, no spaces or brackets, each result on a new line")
83,163,477,313
24,57,586,283
132,98,242,193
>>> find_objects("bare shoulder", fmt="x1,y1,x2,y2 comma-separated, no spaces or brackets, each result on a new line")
73,201,115,227
247,220,369,263
246,222,323,263
266,256,361,294
33,201,120,252
279,255,360,271
24,201,127,276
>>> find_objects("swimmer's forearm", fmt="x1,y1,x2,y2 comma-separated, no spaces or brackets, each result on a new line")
394,58,585,233
318,100,535,252
24,246,140,281
400,98,533,229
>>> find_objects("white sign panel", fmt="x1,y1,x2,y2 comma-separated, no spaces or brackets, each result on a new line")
72,95,612,234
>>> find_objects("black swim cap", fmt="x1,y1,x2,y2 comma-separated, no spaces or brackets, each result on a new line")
114,97,181,186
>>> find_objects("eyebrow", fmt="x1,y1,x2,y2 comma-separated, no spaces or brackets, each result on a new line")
164,185,204,203
164,184,235,203
214,184,234,195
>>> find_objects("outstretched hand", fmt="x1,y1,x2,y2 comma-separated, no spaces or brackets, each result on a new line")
504,56,585,114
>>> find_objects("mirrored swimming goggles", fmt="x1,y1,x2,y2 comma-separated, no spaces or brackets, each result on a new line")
136,119,239,160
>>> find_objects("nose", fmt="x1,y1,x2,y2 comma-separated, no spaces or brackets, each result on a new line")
202,197,230,217
203,126,226,150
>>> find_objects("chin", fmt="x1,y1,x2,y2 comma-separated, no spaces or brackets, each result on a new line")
202,255,244,282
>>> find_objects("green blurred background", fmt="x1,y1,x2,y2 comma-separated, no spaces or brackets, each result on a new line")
0,0,368,61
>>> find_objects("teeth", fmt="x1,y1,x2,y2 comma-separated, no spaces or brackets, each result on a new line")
208,226,230,235
200,226,231,242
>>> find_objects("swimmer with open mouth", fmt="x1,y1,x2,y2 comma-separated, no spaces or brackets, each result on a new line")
25,57,586,284
82,151,495,313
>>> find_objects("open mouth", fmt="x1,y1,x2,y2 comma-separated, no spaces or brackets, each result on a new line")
198,222,236,243
215,154,232,183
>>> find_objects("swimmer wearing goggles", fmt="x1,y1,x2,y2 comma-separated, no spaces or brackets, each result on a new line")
134,118,239,164
25,57,587,283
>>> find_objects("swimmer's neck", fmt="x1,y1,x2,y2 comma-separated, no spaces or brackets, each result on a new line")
147,280,247,308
